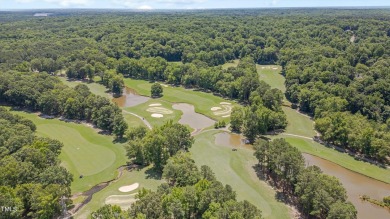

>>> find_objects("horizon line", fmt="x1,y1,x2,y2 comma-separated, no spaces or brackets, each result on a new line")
2,6,390,11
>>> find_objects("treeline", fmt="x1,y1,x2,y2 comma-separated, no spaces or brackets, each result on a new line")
91,152,261,219
116,56,279,103
229,80,286,143
0,71,128,138
125,121,193,172
0,108,73,219
254,138,357,219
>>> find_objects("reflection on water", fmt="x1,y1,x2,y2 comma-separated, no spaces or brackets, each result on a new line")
172,103,215,130
214,132,253,150
214,132,390,219
304,153,390,219
112,87,150,108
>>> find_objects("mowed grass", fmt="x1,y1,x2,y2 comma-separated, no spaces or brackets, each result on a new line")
58,77,111,99
11,111,128,194
191,130,291,219
256,65,285,93
74,166,163,219
256,68,390,183
273,136,390,184
282,106,317,137
125,99,182,127
124,78,236,120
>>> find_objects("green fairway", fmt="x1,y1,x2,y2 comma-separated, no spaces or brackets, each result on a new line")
256,65,285,93
282,106,317,137
74,166,163,219
123,112,147,128
58,77,111,99
125,99,182,127
11,111,128,194
191,130,291,219
124,78,236,120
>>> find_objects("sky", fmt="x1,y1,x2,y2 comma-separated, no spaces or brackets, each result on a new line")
1,0,390,10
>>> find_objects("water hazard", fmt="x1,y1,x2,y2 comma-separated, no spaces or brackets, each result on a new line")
172,103,215,130
215,131,390,219
112,87,149,108
304,153,390,219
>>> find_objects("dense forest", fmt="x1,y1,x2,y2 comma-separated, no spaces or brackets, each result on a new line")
0,72,128,138
0,107,72,219
1,9,389,163
1,8,389,219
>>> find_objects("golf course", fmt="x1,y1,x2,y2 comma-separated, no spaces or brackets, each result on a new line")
8,64,390,219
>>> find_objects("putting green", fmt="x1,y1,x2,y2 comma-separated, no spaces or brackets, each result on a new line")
124,78,236,121
39,124,116,176
191,130,291,219
10,111,127,194
125,99,182,127
74,166,163,219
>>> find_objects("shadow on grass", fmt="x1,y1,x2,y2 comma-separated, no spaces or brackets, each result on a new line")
145,167,162,180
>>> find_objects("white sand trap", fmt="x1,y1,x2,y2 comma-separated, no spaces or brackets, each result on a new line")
151,113,163,118
220,102,232,105
214,105,233,116
119,183,139,193
105,194,137,210
147,107,173,114
261,67,265,69
211,107,222,111
149,103,162,107
222,115,231,118
160,83,168,87
272,67,278,70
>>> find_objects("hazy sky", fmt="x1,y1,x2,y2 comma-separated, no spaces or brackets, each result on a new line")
1,0,390,10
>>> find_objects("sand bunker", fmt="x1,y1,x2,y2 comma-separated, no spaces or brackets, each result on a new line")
160,83,169,87
261,67,265,69
119,183,139,193
211,103,233,117
146,107,173,114
151,113,163,118
105,194,137,210
272,67,278,70
222,115,231,118
149,103,162,107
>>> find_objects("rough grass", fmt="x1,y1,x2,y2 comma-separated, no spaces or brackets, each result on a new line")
11,111,127,194
124,78,237,120
191,130,291,219
125,99,182,127
74,166,163,219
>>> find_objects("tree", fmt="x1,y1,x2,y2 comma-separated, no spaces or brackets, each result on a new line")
230,106,243,132
327,201,357,219
151,83,163,98
91,205,128,219
163,152,201,186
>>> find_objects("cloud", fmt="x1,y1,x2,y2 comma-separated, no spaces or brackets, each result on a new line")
137,4,153,9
